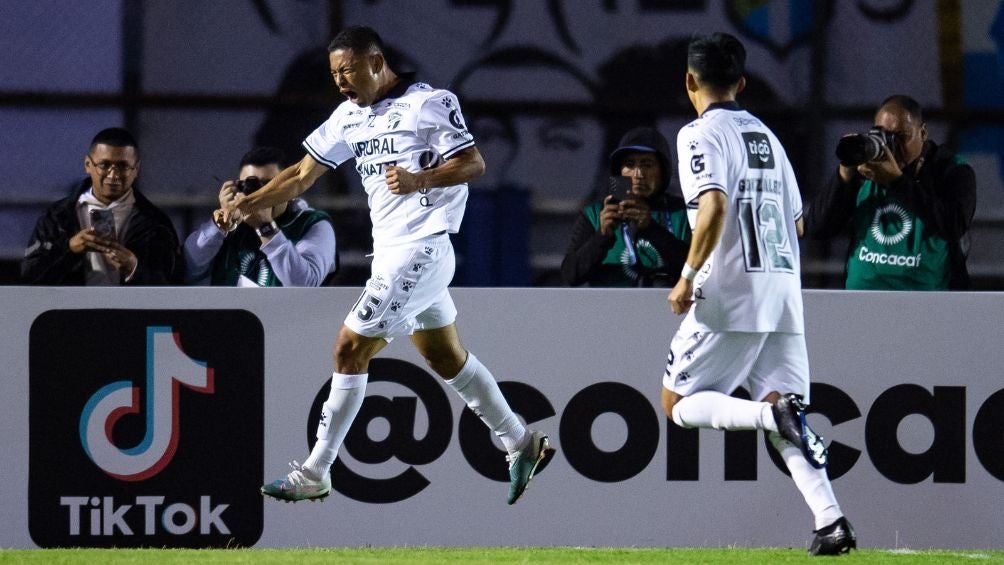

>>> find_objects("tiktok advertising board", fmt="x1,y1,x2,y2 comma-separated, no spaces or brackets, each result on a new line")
0,287,1001,549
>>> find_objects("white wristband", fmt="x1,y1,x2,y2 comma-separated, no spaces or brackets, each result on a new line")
681,263,699,281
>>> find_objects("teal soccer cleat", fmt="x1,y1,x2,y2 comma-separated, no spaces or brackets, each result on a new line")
506,430,555,505
261,460,331,502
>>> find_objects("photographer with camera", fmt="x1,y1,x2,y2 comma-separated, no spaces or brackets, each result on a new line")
21,127,183,286
184,146,336,286
561,127,691,287
805,95,976,290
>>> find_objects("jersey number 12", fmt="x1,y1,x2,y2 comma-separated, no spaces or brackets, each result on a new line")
737,198,794,273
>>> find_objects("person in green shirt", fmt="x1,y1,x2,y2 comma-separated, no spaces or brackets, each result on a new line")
561,127,691,287
184,146,337,287
806,95,976,290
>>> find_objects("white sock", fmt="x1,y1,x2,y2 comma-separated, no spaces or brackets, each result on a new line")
671,390,777,431
445,352,528,455
302,372,367,479
768,431,843,530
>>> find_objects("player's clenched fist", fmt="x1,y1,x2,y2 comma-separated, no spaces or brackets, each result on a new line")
668,277,694,315
385,165,420,195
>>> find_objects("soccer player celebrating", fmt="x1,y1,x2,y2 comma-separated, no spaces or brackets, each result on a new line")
229,26,553,506
662,33,856,555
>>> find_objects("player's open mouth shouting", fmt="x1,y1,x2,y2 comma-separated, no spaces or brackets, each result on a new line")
340,89,358,103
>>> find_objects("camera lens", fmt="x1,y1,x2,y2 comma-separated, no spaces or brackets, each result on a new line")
835,134,883,167
237,176,262,195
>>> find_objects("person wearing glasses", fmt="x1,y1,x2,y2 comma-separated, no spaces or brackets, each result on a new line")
804,95,977,290
21,127,183,285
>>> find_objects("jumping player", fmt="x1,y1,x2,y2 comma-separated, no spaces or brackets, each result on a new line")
662,33,856,555
228,25,553,506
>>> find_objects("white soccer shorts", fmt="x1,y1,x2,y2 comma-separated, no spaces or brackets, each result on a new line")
662,315,811,403
344,233,458,339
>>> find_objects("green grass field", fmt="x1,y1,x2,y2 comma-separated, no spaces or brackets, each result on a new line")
2,547,1003,564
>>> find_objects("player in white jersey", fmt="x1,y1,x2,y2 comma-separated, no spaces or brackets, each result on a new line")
662,33,855,556
227,26,553,506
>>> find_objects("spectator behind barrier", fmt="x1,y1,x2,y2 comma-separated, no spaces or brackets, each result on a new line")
184,146,336,286
561,127,690,287
20,127,183,285
804,95,977,290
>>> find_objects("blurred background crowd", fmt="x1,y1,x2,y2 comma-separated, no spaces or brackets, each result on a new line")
2,0,1002,288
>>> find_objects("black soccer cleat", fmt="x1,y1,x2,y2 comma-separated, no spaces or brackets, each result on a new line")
772,393,828,469
809,516,857,556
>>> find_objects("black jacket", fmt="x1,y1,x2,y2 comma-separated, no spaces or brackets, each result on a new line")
805,140,977,289
562,126,690,287
21,179,184,285
561,194,690,287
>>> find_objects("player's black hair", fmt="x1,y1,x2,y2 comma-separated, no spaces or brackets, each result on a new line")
879,94,924,123
328,25,385,54
687,32,746,90
239,146,286,169
89,127,138,154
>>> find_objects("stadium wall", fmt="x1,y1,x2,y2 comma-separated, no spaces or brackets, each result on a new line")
0,287,1001,550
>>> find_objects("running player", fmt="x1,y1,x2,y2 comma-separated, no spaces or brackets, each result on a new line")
662,32,856,555
229,25,553,506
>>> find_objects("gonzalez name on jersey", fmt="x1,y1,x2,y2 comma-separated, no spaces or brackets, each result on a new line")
303,79,475,246
676,102,804,334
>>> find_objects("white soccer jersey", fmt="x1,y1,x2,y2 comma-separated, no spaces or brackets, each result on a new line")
676,103,804,333
303,80,475,247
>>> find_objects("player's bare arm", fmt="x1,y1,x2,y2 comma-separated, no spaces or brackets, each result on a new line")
385,146,486,195
668,189,727,314
233,154,327,219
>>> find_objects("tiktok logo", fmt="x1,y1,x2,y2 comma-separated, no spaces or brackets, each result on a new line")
30,309,264,548
80,326,215,481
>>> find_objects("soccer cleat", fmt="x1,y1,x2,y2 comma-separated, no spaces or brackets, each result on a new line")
506,430,555,505
261,460,331,502
809,517,857,556
772,393,828,469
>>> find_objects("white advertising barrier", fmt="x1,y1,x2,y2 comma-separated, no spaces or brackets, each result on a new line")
0,287,1002,549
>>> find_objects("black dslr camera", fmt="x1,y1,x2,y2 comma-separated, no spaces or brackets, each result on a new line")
234,176,263,195
835,126,899,167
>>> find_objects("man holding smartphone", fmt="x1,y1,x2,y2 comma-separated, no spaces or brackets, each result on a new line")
21,127,183,285
561,127,691,287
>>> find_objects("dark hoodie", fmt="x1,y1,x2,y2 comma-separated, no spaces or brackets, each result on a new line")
561,127,691,287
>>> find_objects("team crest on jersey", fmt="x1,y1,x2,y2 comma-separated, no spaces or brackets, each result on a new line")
688,139,699,151
387,111,402,129
741,132,775,169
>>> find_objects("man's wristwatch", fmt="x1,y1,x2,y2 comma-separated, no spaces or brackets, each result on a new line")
255,221,279,238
